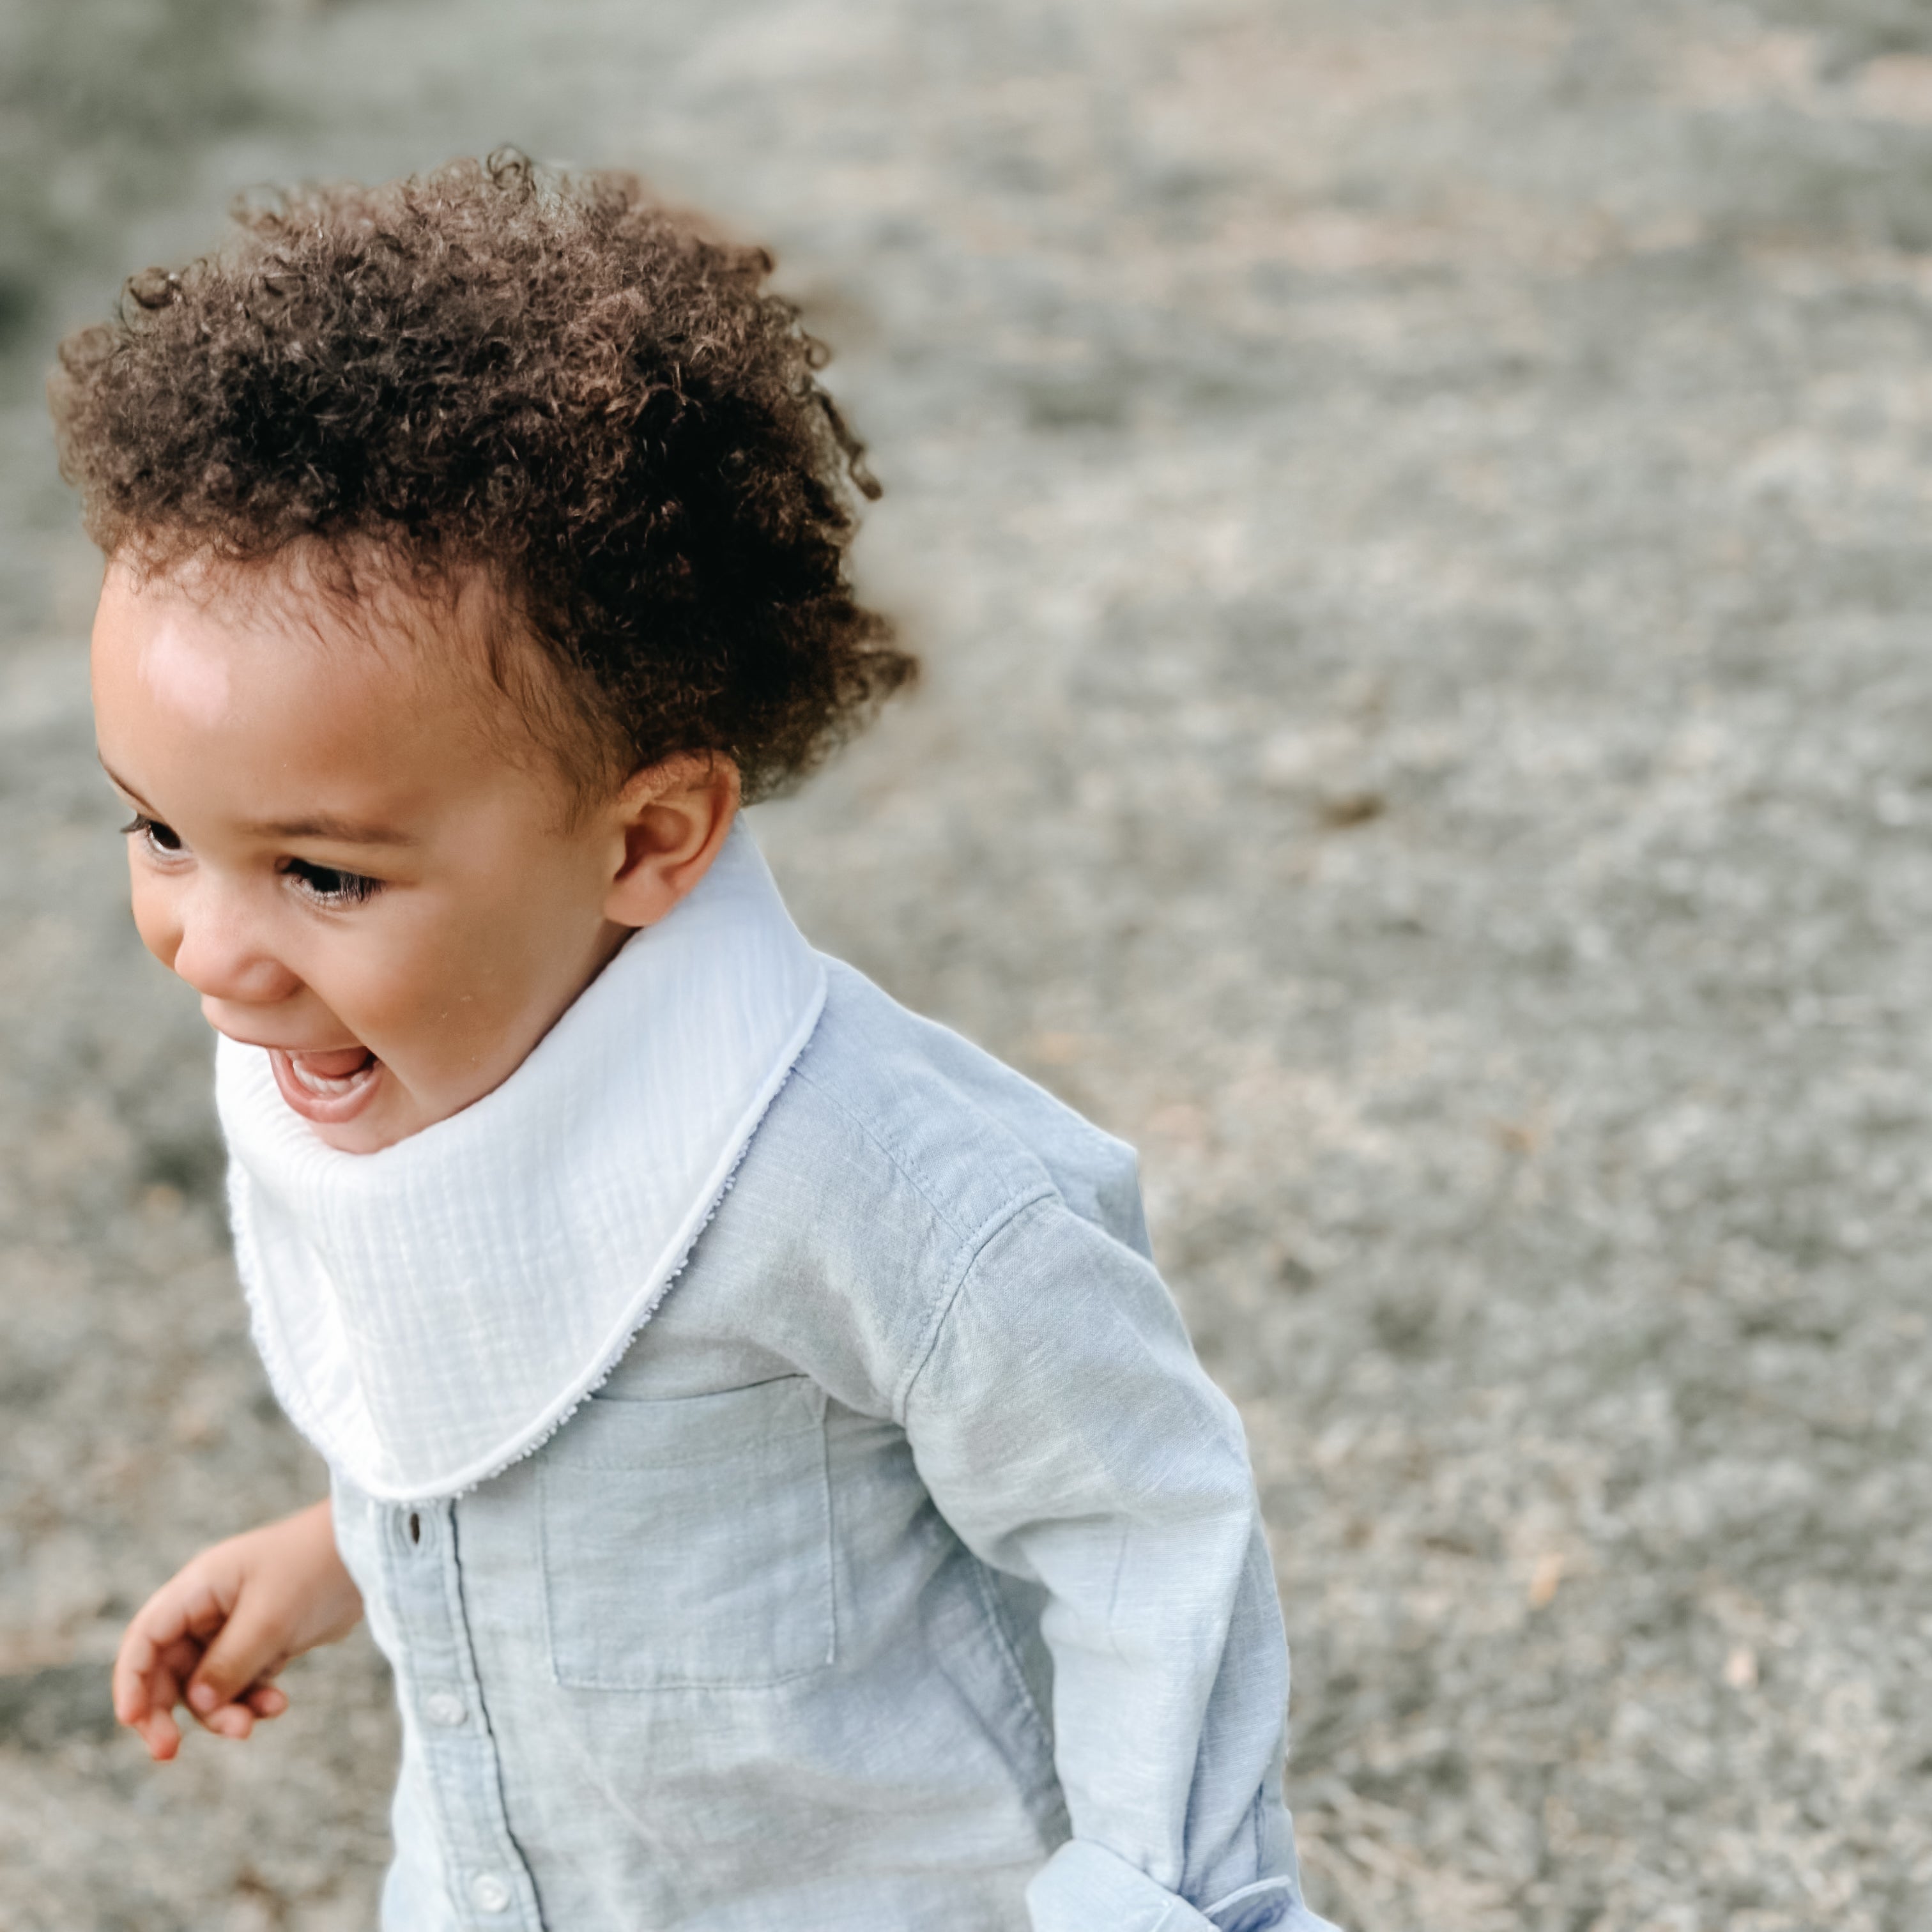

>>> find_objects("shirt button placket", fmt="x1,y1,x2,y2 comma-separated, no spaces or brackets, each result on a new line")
423,1688,467,1729
388,1502,540,1928
470,1872,513,1915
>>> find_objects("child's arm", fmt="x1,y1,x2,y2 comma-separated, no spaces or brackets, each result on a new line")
112,1498,365,1760
904,1197,1338,1932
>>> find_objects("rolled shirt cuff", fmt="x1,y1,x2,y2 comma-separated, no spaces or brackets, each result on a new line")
1026,1839,1347,1932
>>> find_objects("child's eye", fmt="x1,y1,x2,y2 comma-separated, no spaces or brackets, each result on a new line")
121,812,185,858
282,859,383,908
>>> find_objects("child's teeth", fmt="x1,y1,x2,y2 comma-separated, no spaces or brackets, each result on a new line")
289,1053,374,1094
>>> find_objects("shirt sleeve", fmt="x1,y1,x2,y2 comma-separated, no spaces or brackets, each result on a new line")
900,1193,1344,1932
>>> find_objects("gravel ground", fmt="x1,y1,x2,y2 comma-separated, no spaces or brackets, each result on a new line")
6,3,1932,1928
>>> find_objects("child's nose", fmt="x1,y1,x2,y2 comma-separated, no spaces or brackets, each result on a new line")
164,893,302,1008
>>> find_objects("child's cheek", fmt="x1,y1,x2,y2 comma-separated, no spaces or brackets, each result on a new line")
328,928,491,1073
126,864,185,974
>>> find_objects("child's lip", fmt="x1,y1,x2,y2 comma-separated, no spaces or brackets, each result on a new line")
268,1046,383,1124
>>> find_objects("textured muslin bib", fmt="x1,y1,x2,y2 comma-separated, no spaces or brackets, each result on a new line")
215,823,826,1503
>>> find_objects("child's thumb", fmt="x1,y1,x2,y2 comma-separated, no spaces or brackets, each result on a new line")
184,1601,283,1715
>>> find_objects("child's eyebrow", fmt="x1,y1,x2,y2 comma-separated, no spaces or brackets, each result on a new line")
98,759,417,847
99,759,157,812
240,812,418,848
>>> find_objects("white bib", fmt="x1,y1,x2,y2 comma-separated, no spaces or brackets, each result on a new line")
216,824,826,1503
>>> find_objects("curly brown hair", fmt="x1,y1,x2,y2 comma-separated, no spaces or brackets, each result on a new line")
49,150,915,801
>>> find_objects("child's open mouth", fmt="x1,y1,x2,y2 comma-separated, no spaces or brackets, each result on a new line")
269,1045,383,1124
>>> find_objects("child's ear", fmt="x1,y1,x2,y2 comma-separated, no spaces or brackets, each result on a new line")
602,755,740,929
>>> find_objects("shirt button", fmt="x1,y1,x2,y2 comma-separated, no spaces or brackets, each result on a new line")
470,1872,511,1913
422,1689,466,1728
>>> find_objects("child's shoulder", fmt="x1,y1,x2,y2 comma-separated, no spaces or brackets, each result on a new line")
641,959,1160,1418
758,957,1150,1264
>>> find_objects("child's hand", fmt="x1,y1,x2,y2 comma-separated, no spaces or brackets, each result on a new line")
112,1499,364,1761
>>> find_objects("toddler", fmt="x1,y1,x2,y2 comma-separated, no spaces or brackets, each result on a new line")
55,154,1340,1932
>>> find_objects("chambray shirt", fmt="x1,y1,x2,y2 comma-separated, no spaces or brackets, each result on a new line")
330,962,1340,1932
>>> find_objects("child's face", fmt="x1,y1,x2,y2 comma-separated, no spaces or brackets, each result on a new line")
89,552,730,1154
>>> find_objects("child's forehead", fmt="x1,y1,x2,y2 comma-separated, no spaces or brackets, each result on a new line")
97,543,573,790
97,537,618,816
107,543,528,719
136,540,482,658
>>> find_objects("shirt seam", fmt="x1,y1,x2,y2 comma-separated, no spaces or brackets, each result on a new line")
963,1555,1059,1777
441,1503,548,1929
788,1059,1062,1424
788,1059,976,1246
897,1187,1060,1422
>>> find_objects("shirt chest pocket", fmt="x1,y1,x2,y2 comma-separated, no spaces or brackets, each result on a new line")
538,1376,837,1691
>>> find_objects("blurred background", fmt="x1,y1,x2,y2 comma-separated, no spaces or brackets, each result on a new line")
4,1,1932,1926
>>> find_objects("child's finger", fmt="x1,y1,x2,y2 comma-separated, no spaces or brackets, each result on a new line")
114,1569,232,1723
243,1683,289,1719
123,1650,187,1759
183,1598,289,1722
114,1621,190,1726
112,1622,161,1726
132,1705,183,1761
157,1634,205,1691
204,1701,256,1740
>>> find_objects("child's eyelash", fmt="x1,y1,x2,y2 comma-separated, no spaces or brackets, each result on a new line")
119,815,380,907
281,859,383,908
120,811,183,855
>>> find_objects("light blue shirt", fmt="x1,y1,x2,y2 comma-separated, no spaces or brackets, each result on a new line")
330,960,1341,1931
